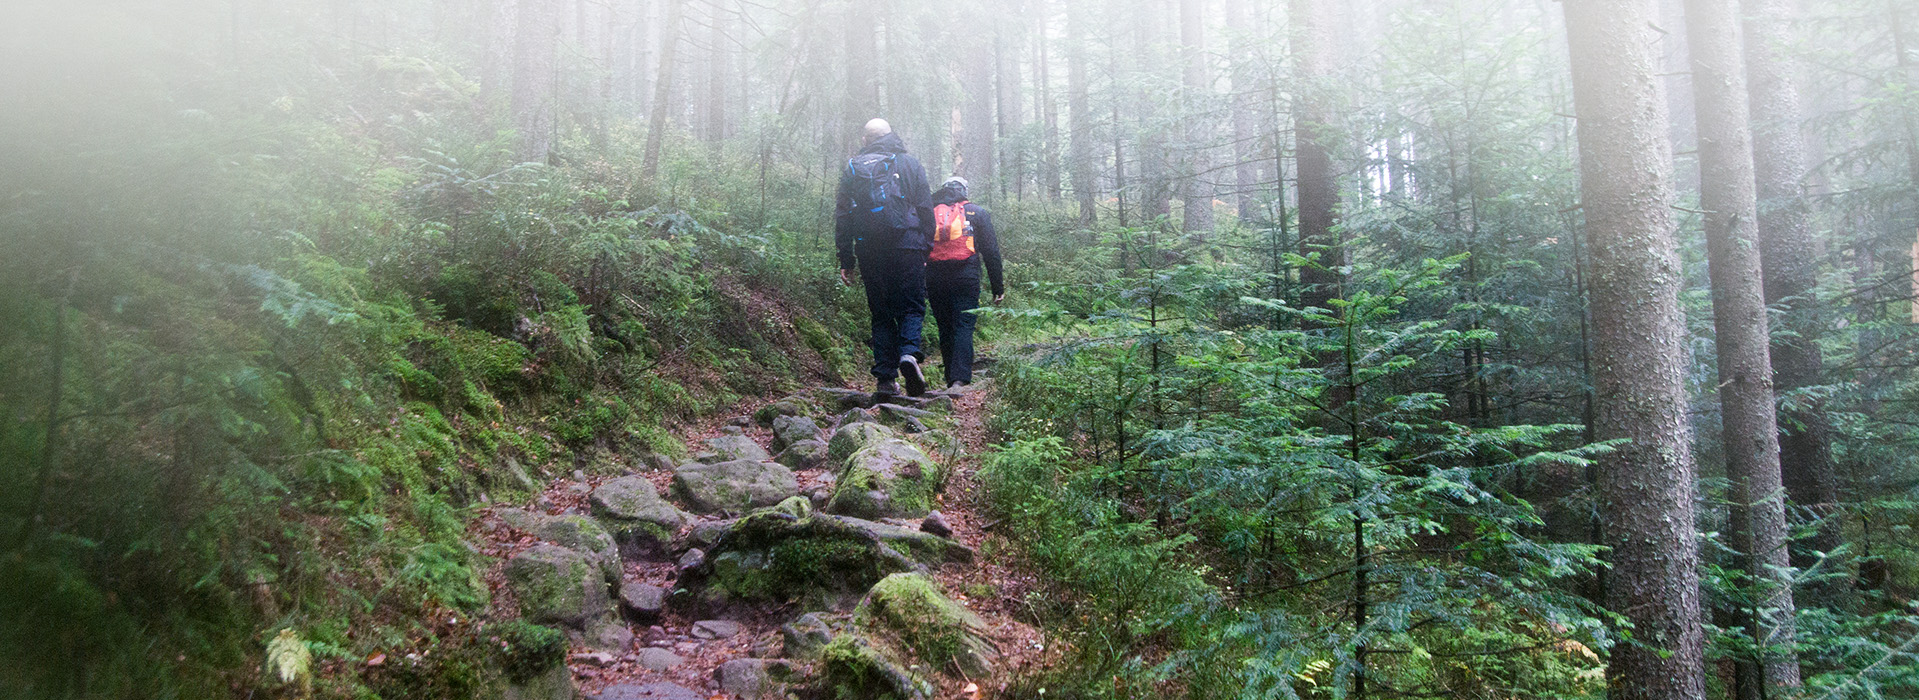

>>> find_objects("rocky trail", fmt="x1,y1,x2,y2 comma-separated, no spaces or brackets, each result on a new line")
473,379,1045,700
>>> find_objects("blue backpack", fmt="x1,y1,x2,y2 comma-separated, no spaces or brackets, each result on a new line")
845,152,912,230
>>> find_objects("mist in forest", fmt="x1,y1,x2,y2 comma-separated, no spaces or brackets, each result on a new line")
3,1,1918,699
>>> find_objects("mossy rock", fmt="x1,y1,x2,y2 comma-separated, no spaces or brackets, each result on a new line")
855,573,997,677
754,397,821,427
671,460,800,515
773,439,828,471
674,511,966,614
781,612,838,660
698,434,771,464
494,620,566,685
825,439,944,520
590,476,687,559
827,422,895,465
816,636,928,700
499,509,620,584
771,414,822,452
504,545,613,628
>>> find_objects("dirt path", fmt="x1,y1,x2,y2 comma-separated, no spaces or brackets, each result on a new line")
473,381,1043,699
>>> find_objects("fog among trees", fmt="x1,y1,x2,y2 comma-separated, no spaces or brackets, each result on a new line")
3,0,1918,698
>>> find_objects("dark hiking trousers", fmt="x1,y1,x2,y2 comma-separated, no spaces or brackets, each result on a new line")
927,260,981,386
857,247,927,381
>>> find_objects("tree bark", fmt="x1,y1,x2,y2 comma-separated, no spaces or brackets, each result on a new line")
1179,0,1213,234
1137,0,1172,227
1562,3,1706,700
996,7,1025,200
1067,0,1097,225
1685,0,1802,688
641,0,685,181
1225,0,1259,221
705,0,730,142
1292,0,1341,312
958,19,996,183
1036,6,1063,202
1742,0,1841,579
510,0,559,163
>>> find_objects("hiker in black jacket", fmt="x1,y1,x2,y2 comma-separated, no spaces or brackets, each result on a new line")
924,176,1004,389
835,118,938,396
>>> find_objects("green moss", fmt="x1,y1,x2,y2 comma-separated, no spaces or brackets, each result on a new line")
493,620,565,684
855,573,990,675
817,637,922,700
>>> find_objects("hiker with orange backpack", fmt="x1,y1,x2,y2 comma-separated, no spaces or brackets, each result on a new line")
925,176,1004,389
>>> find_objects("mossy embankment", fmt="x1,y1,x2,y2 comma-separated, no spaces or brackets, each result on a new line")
0,134,871,698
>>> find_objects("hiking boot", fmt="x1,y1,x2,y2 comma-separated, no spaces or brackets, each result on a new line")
874,379,900,397
899,355,926,397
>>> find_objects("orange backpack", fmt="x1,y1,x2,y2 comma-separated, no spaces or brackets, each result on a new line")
929,202,976,262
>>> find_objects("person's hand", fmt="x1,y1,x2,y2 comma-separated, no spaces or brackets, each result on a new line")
840,268,857,287
993,293,1005,305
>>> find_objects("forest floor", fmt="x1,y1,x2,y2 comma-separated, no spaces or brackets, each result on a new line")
471,375,1051,699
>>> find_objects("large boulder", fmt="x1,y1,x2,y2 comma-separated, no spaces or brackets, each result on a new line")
770,414,822,452
504,545,614,629
590,476,687,559
855,573,998,677
827,422,895,465
499,509,621,584
695,434,771,464
825,439,945,520
673,511,970,615
672,460,800,514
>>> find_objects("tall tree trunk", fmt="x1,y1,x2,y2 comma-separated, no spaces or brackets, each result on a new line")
1138,0,1172,226
511,0,559,163
1743,0,1840,583
1292,0,1341,313
959,21,996,184
705,0,730,142
1067,0,1097,224
1036,6,1063,201
1562,3,1706,700
996,5,1025,200
640,0,685,181
842,5,878,157
1180,0,1213,234
1686,0,1802,689
1225,0,1259,221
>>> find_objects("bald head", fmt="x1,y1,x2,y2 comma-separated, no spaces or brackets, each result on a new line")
862,118,892,144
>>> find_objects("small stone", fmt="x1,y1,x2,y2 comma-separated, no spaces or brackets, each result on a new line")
771,414,822,452
619,582,666,622
573,469,588,481
678,548,706,571
715,658,785,699
591,682,704,700
634,647,683,671
721,425,745,436
727,415,752,427
834,408,874,427
640,453,678,472
569,652,617,667
687,520,731,549
752,637,782,658
920,511,953,538
780,613,834,659
691,619,743,640
642,626,670,645
806,487,832,509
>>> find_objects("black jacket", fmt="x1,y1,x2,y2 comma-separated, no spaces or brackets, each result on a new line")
834,133,936,270
929,182,1005,298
